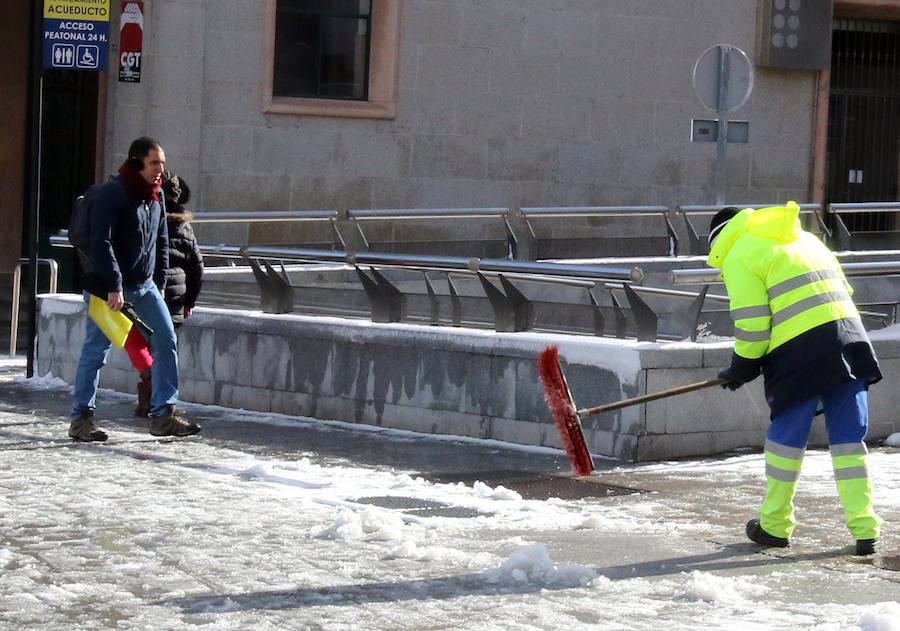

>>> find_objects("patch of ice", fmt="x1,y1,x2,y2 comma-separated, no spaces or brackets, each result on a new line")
384,540,490,566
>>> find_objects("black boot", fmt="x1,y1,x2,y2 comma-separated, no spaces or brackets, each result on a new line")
855,538,878,556
746,519,790,548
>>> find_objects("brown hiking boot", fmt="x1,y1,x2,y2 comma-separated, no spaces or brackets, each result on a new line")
134,369,152,417
68,411,108,442
150,405,201,437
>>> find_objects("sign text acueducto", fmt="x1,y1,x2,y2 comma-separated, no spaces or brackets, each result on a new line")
44,0,110,19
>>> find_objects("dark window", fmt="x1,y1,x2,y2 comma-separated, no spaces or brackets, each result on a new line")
273,0,371,100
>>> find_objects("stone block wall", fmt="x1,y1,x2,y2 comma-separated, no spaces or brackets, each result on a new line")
37,295,900,462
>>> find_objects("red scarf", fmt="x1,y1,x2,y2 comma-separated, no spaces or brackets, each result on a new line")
118,161,161,201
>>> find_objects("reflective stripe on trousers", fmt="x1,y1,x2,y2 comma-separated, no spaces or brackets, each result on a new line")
760,379,881,540
760,439,803,538
830,442,882,540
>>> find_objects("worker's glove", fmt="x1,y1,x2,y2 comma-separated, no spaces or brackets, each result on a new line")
717,367,745,391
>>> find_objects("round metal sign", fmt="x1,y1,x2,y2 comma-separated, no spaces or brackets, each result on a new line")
692,44,754,113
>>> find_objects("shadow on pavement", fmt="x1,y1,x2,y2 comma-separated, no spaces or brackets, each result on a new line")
156,544,846,613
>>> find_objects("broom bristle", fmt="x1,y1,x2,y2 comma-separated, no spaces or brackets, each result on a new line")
537,346,593,476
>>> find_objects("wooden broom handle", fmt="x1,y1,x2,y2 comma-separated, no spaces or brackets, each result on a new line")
577,378,729,417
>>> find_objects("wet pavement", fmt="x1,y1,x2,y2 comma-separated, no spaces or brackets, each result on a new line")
1,363,898,630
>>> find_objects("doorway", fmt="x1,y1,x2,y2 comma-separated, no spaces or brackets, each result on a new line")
36,70,100,291
826,19,900,230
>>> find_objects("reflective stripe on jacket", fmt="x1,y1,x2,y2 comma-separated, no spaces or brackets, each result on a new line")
707,201,860,359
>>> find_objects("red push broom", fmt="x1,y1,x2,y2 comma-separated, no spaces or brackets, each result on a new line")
537,346,727,476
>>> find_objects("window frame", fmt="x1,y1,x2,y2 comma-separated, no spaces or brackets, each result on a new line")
263,0,400,119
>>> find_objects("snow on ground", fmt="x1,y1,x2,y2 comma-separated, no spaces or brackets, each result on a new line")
0,363,898,630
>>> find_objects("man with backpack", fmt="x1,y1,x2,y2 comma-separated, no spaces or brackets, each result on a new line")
69,137,200,441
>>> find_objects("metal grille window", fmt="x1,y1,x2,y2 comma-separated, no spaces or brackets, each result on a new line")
827,19,900,230
273,0,371,101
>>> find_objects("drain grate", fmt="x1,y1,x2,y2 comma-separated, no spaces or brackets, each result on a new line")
353,496,484,519
423,470,643,501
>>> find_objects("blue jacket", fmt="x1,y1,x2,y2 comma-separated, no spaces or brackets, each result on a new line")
89,175,169,293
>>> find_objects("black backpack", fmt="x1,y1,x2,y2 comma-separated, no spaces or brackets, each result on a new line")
68,184,100,273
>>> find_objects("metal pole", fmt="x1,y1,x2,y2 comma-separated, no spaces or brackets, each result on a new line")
23,0,44,375
10,264,22,359
714,45,730,206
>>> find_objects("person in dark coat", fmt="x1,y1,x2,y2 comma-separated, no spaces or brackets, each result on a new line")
160,173,204,326
128,172,204,417
70,137,200,440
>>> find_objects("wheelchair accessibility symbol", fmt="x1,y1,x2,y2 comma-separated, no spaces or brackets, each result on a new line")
76,45,100,69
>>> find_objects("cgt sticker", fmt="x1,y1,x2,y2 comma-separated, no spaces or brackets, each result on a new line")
118,1,143,82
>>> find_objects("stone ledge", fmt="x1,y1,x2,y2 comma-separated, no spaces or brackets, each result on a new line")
36,295,900,462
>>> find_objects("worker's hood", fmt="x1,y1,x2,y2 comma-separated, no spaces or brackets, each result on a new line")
706,201,802,269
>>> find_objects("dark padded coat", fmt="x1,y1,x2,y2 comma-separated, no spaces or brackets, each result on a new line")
161,175,203,326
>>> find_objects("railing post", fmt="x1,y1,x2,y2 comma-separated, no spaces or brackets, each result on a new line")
477,273,534,332
10,258,59,358
356,266,405,323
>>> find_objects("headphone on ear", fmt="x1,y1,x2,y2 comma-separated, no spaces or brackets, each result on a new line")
126,156,144,170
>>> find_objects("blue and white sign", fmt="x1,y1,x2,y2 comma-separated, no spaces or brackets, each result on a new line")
43,1,111,71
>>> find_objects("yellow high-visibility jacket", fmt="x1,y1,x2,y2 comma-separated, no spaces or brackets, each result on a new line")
707,202,880,415
708,201,859,359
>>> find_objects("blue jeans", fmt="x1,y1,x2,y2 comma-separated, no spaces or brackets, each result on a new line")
71,280,179,418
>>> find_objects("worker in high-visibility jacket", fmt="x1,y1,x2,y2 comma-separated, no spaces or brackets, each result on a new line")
707,201,883,556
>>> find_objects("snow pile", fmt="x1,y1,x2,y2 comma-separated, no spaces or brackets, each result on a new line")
316,507,406,541
686,571,767,603
16,372,68,390
481,543,596,587
857,601,900,631
884,432,900,448
577,515,615,529
693,322,732,343
472,480,522,501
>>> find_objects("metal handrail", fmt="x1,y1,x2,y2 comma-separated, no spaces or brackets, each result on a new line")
828,202,900,213
676,203,824,214
188,210,338,223
235,246,644,283
518,205,678,258
349,208,508,219
605,282,730,303
520,205,669,217
676,203,830,254
346,208,516,257
670,260,900,285
10,258,59,358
